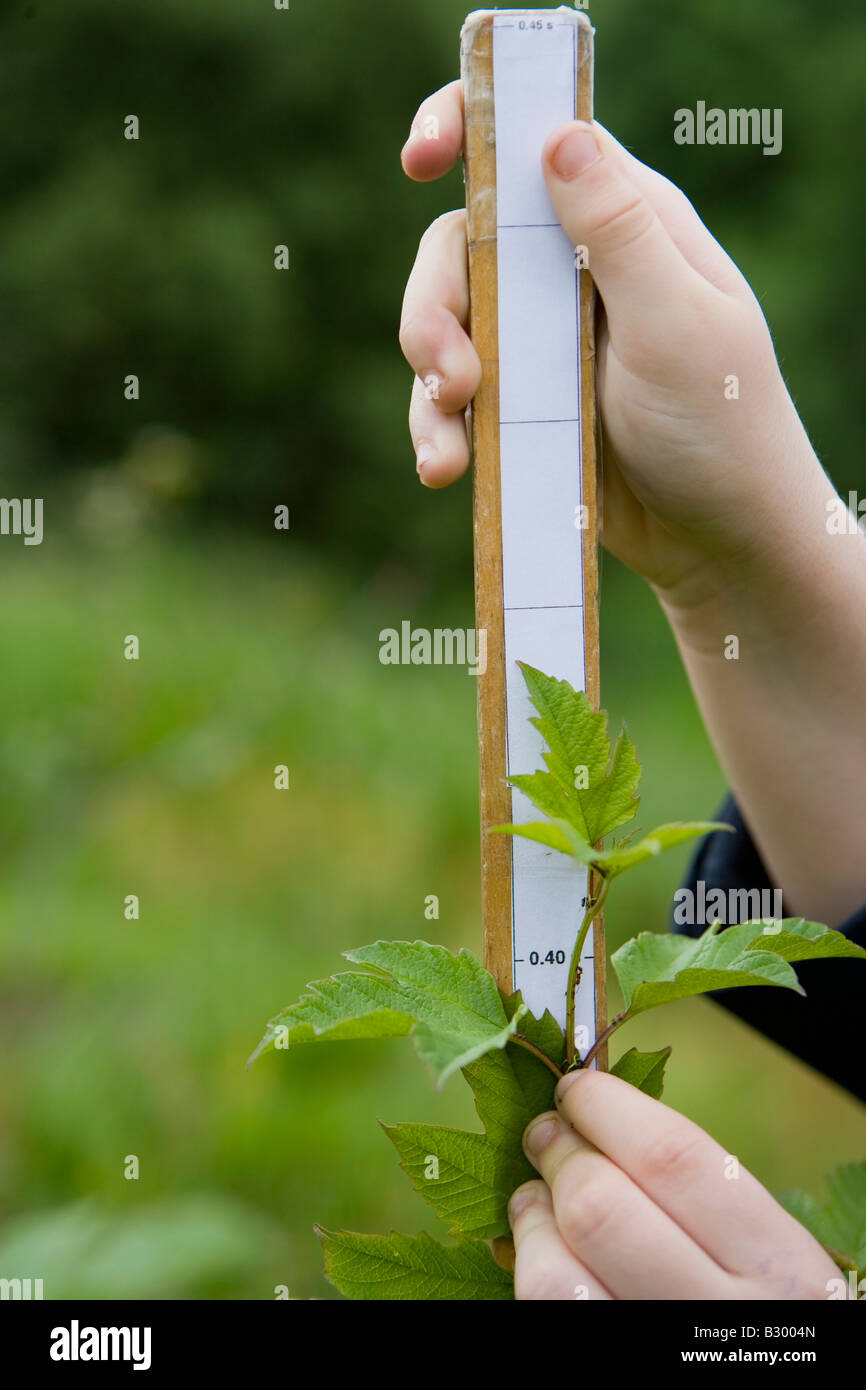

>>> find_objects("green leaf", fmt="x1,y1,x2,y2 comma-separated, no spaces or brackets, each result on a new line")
316,1227,514,1300
249,940,527,1086
744,916,866,964
779,1163,866,1273
610,1046,672,1099
489,819,578,857
827,1164,866,1255
496,818,728,879
383,996,564,1240
611,922,802,1015
505,773,576,827
465,994,564,1150
611,917,866,1018
509,663,640,843
778,1189,849,1260
589,822,730,878
382,1124,527,1240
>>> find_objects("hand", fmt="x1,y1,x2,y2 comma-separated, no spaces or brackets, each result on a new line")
399,81,824,610
508,1070,839,1300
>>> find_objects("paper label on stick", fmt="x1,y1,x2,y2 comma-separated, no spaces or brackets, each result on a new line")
493,12,594,1039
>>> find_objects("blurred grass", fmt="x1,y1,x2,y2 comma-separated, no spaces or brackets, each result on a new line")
0,528,862,1298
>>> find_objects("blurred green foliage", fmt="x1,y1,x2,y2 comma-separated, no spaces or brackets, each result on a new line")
0,0,863,576
0,538,863,1298
0,0,864,1298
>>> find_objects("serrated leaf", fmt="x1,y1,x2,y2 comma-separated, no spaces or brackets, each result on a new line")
612,917,866,1018
506,772,577,827
744,917,866,964
249,939,526,1086
382,1124,528,1240
316,1227,513,1300
382,996,564,1240
611,921,804,1016
509,663,640,843
610,1046,672,1099
779,1164,866,1273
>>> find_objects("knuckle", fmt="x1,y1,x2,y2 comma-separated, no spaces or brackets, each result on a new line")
555,1166,619,1251
588,193,654,254
640,1122,706,1185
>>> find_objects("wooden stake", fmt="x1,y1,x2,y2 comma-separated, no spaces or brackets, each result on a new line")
461,10,605,1064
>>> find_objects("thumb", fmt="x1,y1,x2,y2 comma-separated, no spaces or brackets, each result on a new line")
542,121,692,320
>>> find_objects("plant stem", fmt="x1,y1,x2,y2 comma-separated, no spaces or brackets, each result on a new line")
510,1032,564,1080
580,1008,629,1070
565,874,610,1066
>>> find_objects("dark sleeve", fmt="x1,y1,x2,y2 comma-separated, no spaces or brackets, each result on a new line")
676,795,866,1102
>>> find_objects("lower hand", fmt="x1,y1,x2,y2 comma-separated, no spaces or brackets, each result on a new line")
509,1070,838,1300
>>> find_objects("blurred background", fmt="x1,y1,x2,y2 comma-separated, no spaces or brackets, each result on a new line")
0,0,864,1299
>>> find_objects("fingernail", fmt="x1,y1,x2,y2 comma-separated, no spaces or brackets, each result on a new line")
549,125,602,181
508,1185,537,1223
524,1115,561,1157
415,442,436,474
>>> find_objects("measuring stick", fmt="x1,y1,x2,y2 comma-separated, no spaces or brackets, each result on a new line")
461,8,605,1061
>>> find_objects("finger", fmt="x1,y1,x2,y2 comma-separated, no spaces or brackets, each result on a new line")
596,124,747,297
399,209,481,414
409,375,470,488
401,80,463,182
554,1071,826,1278
541,121,717,342
524,1112,731,1299
509,1180,612,1301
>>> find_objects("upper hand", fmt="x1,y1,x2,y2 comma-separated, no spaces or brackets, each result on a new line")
399,82,820,612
